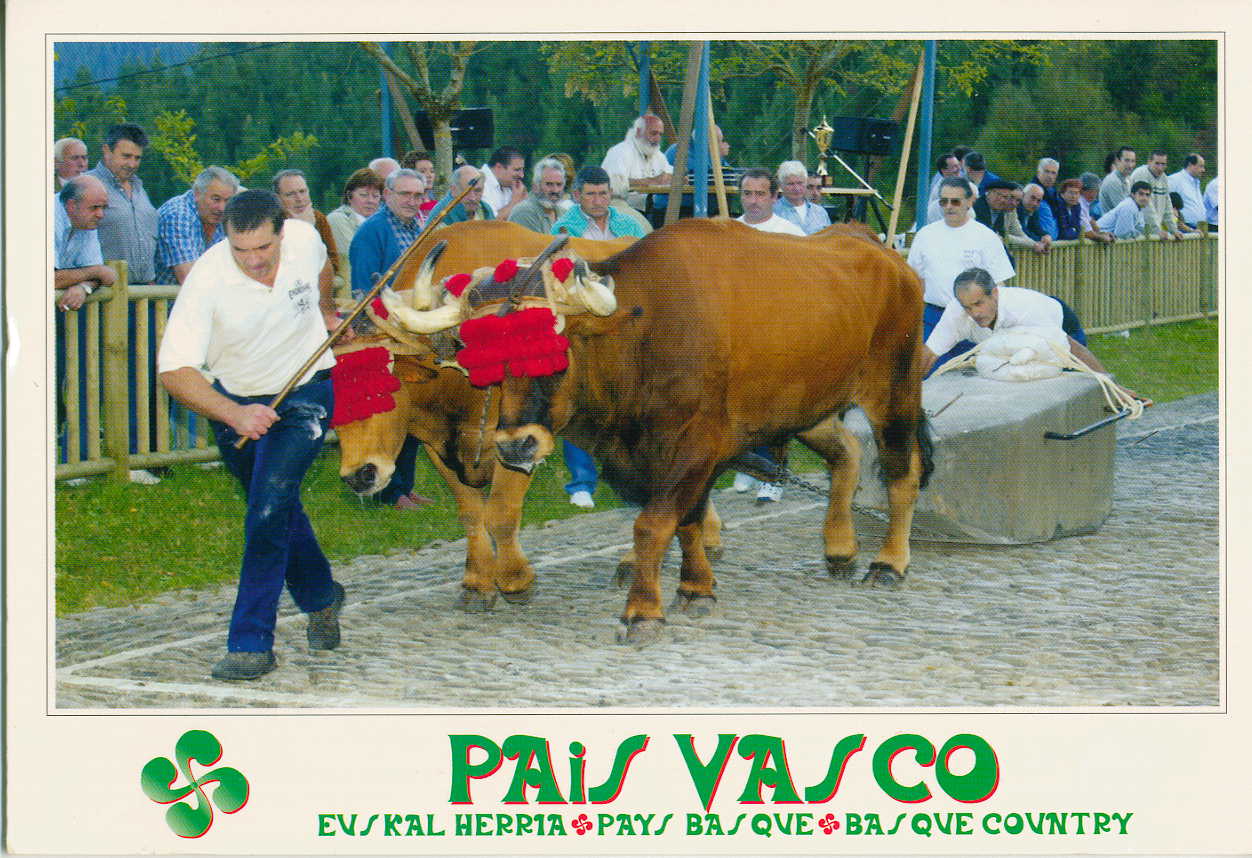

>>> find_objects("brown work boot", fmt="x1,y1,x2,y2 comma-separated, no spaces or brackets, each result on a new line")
307,582,345,650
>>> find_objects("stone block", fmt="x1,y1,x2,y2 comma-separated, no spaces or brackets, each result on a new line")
846,371,1119,544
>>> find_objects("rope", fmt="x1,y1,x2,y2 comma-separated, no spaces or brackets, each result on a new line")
929,337,1146,421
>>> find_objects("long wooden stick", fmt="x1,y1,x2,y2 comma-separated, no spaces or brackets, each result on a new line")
886,50,927,247
706,89,728,218
234,177,479,449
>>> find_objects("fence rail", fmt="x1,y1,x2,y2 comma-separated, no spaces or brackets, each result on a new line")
55,233,1217,482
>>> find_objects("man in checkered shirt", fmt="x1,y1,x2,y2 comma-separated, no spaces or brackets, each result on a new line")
155,166,239,284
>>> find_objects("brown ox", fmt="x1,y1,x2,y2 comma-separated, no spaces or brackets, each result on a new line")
335,220,720,610
381,218,933,643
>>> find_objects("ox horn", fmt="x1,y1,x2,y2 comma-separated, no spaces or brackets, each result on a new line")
410,240,448,310
568,259,617,316
380,285,466,334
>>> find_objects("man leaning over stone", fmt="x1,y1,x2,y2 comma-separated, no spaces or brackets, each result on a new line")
158,190,346,681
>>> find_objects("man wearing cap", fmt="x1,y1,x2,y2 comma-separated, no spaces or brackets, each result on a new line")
158,189,345,681
974,179,1046,256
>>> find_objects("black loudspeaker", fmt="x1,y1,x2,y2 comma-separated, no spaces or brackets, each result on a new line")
412,108,494,151
829,116,899,156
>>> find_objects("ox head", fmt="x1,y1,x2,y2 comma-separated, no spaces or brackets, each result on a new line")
379,236,618,474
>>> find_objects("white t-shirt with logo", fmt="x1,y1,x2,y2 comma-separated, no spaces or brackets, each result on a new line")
925,286,1064,356
907,217,1015,307
737,213,805,236
159,218,334,396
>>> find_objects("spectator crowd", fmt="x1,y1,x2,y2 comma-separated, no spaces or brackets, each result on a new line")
55,118,1216,498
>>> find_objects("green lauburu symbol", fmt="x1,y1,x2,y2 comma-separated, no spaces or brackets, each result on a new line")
140,729,250,838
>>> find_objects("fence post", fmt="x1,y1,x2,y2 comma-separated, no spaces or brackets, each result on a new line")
103,260,130,482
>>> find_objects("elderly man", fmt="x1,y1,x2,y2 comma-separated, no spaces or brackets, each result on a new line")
479,146,527,221
1129,150,1181,240
922,267,1107,376
907,176,1015,346
273,168,340,295
368,156,400,181
53,137,88,189
427,164,493,225
159,190,344,681
347,167,432,512
1018,183,1057,249
55,175,114,304
1078,171,1104,222
1099,146,1137,215
552,166,646,241
973,179,1043,256
155,166,240,284
401,149,439,211
1167,153,1206,229
508,157,571,234
733,167,802,503
1096,180,1151,239
773,160,831,234
601,113,673,211
1021,157,1061,232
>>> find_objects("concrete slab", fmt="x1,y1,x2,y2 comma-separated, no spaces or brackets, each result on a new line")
847,371,1120,544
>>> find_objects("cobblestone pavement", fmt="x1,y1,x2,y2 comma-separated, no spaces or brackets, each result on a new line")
55,394,1220,710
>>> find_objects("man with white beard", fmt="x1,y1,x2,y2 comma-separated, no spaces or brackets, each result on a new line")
600,114,672,212
507,157,572,234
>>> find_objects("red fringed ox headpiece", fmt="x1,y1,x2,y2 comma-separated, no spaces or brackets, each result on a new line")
452,257,575,388
330,346,402,426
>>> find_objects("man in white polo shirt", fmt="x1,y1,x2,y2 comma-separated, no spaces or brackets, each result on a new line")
907,176,1015,350
158,189,345,681
922,267,1107,376
733,167,803,502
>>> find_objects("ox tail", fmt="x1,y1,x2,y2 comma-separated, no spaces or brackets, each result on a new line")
917,415,935,490
877,415,935,491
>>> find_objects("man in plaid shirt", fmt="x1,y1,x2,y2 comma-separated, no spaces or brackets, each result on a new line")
155,166,239,284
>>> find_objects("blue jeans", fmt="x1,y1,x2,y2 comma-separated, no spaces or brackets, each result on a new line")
562,440,597,496
212,372,337,652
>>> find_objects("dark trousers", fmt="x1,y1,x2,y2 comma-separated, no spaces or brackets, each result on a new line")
375,435,421,504
211,373,336,652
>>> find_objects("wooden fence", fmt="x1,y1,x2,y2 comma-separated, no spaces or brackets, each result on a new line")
54,233,1217,482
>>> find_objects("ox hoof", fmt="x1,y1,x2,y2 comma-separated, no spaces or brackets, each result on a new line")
498,586,534,606
614,561,635,588
705,544,724,561
672,593,717,617
825,554,858,580
861,563,907,590
615,618,666,646
458,588,498,612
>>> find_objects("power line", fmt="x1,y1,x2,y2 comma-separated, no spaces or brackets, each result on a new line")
53,42,283,93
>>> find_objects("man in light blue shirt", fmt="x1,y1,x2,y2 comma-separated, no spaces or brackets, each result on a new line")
1167,154,1206,228
1097,181,1151,239
55,175,114,307
773,160,831,234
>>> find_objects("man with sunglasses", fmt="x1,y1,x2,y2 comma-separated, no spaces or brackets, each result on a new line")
906,176,1015,346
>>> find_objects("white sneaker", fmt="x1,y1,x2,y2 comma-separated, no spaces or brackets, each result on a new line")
733,472,758,493
128,469,161,485
569,490,595,509
755,482,783,503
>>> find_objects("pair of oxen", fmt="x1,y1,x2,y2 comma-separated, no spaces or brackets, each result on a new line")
334,219,932,643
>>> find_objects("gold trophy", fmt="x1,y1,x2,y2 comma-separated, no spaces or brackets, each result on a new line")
809,117,835,186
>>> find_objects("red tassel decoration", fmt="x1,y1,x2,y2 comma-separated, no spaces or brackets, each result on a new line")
445,272,473,297
493,258,519,283
456,307,570,388
330,346,402,426
551,257,574,283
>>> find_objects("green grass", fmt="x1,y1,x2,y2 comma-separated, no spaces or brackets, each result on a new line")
55,318,1216,616
1087,318,1218,403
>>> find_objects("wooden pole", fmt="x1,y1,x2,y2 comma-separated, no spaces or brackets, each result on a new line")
665,43,704,227
886,50,927,248
234,177,480,449
706,90,729,217
103,261,130,481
